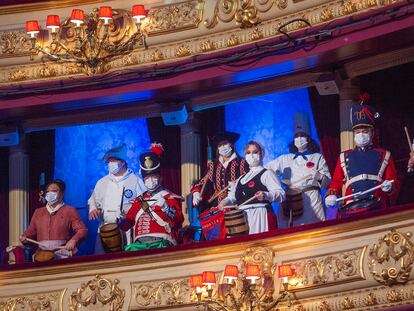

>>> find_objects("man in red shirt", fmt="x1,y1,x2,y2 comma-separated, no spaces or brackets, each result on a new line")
325,95,400,218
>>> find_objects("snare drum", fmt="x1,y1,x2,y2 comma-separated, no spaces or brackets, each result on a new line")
99,223,123,253
338,198,381,219
198,208,226,241
33,250,55,262
282,188,304,218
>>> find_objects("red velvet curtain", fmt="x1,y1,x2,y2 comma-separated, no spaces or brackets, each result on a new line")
308,88,340,174
0,147,9,252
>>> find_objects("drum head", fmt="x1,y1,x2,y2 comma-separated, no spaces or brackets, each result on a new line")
285,188,302,196
100,223,118,232
34,250,54,262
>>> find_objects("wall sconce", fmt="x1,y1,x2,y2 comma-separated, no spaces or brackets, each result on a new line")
26,4,148,75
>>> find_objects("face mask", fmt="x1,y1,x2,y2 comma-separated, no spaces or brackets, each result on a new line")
354,132,371,147
144,176,160,191
45,191,58,204
294,137,308,150
108,161,122,175
218,144,232,157
245,153,261,167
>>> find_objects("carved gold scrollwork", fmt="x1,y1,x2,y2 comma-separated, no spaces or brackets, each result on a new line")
69,274,125,311
201,40,216,52
0,290,64,311
318,300,331,311
363,292,378,306
9,70,27,82
205,0,286,29
386,289,403,303
249,27,264,41
176,45,192,57
368,229,414,286
340,296,355,310
151,49,165,62
143,0,204,36
133,279,191,307
226,34,240,47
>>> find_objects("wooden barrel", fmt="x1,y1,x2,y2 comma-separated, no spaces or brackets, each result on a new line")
33,250,54,262
99,223,123,253
224,208,249,238
282,188,304,218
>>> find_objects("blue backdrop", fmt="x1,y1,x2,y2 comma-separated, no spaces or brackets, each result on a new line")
54,117,150,254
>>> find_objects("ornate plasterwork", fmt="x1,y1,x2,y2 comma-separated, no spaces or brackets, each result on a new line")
0,289,65,311
0,0,407,84
368,229,414,286
143,0,204,36
131,279,192,308
0,30,31,57
69,275,125,311
286,247,366,291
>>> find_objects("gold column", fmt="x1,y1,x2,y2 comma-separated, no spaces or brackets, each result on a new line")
180,114,201,227
339,79,360,151
8,137,29,245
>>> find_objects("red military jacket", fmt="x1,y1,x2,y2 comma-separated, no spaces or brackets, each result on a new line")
328,146,400,208
124,189,183,245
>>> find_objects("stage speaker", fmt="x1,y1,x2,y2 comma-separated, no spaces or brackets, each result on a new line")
0,128,19,146
314,73,342,95
161,104,188,126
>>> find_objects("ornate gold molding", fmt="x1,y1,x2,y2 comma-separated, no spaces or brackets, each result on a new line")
69,275,125,311
143,0,204,36
0,0,408,83
285,247,366,291
368,229,414,286
0,289,65,311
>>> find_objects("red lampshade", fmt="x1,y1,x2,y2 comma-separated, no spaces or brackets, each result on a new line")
245,264,260,281
224,265,238,279
189,275,203,288
71,9,85,25
99,6,113,19
46,15,60,27
278,265,294,278
26,20,40,33
202,271,216,285
132,4,146,22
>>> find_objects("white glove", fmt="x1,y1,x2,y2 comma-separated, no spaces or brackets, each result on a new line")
380,180,393,193
157,197,166,208
192,192,201,207
325,195,337,207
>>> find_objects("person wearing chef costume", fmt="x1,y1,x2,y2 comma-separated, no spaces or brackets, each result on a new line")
266,112,331,228
88,144,146,253
219,141,285,234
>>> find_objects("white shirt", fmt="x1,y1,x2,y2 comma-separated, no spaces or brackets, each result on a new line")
88,169,146,223
266,152,331,226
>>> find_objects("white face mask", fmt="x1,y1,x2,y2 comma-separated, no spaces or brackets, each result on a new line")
218,144,232,157
144,176,160,191
245,153,261,167
108,161,123,175
45,191,58,204
294,137,308,150
354,132,371,147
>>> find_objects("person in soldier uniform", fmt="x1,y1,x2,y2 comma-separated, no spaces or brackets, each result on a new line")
88,144,146,253
191,132,249,212
266,112,331,228
120,143,184,250
325,94,400,217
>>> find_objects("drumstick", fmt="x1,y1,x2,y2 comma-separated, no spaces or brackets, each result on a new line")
404,127,413,153
287,168,323,187
238,195,258,208
199,173,209,197
25,238,47,247
208,184,230,203
335,180,394,202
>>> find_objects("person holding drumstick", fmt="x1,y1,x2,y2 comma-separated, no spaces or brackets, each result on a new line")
218,141,285,234
266,112,331,228
88,144,146,253
324,94,400,218
20,179,88,259
120,143,184,249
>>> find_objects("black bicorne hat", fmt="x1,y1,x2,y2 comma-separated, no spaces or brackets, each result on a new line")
140,143,164,178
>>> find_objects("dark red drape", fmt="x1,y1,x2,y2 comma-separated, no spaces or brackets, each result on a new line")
308,88,341,174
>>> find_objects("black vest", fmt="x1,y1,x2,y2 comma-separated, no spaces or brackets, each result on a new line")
235,169,270,206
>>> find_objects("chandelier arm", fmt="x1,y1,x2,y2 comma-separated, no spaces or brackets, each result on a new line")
54,42,86,62
203,300,234,311
262,291,288,311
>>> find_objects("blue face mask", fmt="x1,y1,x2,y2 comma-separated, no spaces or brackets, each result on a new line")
45,191,58,204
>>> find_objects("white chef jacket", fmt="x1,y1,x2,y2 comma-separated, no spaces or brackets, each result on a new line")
223,165,285,234
266,152,331,228
88,169,146,223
